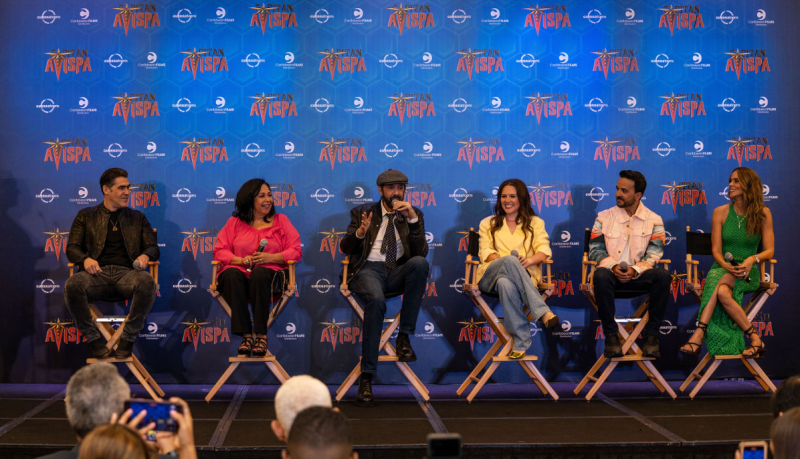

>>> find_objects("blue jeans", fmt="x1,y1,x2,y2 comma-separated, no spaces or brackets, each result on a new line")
478,256,551,352
349,257,429,373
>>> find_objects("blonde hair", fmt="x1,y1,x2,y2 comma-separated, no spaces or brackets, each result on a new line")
78,424,151,459
274,375,332,437
730,167,766,236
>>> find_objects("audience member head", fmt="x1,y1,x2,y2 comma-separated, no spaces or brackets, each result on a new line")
283,407,356,459
66,362,130,439
773,376,800,418
770,407,800,459
78,424,150,459
271,375,332,441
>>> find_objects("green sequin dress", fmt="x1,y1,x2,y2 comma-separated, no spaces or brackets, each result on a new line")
698,204,761,355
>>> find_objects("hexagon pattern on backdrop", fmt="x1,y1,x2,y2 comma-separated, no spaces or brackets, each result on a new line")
1,1,796,384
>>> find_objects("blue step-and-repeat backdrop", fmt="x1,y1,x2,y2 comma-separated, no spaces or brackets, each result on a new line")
1,1,798,385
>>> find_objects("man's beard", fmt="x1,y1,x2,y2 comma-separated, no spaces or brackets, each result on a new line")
382,194,402,209
616,197,634,208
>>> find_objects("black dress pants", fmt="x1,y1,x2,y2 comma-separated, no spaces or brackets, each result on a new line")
217,267,282,336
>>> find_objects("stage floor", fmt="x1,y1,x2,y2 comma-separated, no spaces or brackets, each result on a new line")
0,380,775,459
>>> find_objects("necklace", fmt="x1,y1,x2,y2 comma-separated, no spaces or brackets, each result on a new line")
735,212,747,229
110,217,120,231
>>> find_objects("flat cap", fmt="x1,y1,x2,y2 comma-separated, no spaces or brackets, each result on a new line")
376,169,408,186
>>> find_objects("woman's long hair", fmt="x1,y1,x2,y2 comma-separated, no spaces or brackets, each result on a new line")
490,179,537,252
730,167,765,236
770,407,800,459
233,179,275,224
78,424,152,459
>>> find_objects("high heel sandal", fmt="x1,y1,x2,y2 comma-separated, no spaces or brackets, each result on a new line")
238,336,254,356
680,321,707,355
540,312,560,329
252,336,268,357
508,351,526,359
742,325,766,358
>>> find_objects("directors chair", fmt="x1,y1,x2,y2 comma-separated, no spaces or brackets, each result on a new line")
68,252,165,401
576,229,677,401
679,226,778,399
336,256,430,403
456,229,559,402
205,260,297,402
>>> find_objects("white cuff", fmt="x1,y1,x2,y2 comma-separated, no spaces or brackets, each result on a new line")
408,217,419,224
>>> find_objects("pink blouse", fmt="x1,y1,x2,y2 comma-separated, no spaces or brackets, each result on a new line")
213,214,302,277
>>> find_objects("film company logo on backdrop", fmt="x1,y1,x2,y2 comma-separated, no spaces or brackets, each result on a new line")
726,136,771,167
660,92,706,124
277,322,305,340
208,187,234,205
208,7,234,24
345,97,372,114
345,8,372,25
112,4,161,35
180,48,228,80
44,48,92,80
658,5,704,35
388,92,436,124
415,52,441,70
139,322,168,341
593,137,640,168
387,4,435,35
250,4,297,33
36,189,59,203
182,318,230,351
319,48,366,80
71,187,98,205
345,187,373,205
318,137,366,170
456,137,504,169
455,48,504,80
138,141,164,159
72,8,98,26
112,92,160,125
524,5,571,34
525,92,572,123
250,92,297,124
414,142,440,159
44,138,90,171
139,52,166,70
179,137,228,169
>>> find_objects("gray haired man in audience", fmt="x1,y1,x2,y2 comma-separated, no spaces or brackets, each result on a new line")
283,407,357,459
271,375,333,442
36,362,131,459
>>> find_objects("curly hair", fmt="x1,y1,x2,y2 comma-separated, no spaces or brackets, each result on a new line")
730,167,765,236
490,179,536,252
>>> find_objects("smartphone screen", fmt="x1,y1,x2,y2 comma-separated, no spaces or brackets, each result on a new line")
742,446,767,459
124,399,182,432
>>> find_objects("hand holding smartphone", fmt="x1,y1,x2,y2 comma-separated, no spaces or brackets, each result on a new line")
739,441,768,459
123,399,183,433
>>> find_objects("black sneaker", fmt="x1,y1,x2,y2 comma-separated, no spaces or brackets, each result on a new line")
642,334,661,359
604,333,623,358
115,339,134,359
88,338,111,359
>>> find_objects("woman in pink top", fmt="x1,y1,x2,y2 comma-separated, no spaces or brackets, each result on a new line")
213,179,302,357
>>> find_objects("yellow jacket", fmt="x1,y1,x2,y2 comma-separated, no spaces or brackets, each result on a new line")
476,215,552,286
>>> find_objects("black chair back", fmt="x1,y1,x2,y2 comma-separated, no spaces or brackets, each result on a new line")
583,228,591,254
467,229,480,257
686,230,712,256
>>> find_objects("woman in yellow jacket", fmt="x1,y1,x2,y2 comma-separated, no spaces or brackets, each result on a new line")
476,178,560,359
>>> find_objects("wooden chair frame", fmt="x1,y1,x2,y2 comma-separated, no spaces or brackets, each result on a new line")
68,260,165,401
335,257,430,402
456,228,559,402
576,228,677,401
679,226,779,399
205,261,297,402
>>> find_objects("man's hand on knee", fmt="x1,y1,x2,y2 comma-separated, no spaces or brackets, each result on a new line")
83,257,102,275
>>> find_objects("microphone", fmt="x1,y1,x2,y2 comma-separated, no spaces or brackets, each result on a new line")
724,252,751,283
133,260,142,270
619,261,628,272
248,239,269,272
510,250,519,259
390,198,403,222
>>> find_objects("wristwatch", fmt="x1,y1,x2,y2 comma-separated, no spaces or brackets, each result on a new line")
754,255,761,264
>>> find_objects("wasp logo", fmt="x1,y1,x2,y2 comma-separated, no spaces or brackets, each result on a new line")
318,48,366,80
456,138,504,169
592,48,638,79
250,4,297,33
318,138,366,170
457,318,496,350
44,138,90,171
660,92,706,124
724,49,770,80
249,92,297,124
658,5,703,35
593,137,640,168
523,4,571,34
180,48,228,80
525,92,572,123
726,136,771,167
319,319,362,351
112,93,159,125
182,318,230,351
387,4,434,35
661,181,706,212
180,137,228,169
44,49,92,80
319,228,346,261
455,48,504,80
112,4,160,35
387,93,435,124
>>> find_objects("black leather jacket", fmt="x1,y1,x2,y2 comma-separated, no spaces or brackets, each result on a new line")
339,202,428,283
66,203,160,267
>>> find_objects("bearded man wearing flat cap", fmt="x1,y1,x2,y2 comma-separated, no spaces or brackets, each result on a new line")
339,169,430,406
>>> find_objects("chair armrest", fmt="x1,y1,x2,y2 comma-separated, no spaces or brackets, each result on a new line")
68,263,76,277
340,256,350,288
210,261,220,290
286,260,296,287
540,259,553,285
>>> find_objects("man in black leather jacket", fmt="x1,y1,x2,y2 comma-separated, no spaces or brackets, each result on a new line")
64,168,159,358
339,169,429,405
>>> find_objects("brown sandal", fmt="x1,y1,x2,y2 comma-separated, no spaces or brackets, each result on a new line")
252,337,268,357
238,336,254,356
680,321,707,355
742,325,766,358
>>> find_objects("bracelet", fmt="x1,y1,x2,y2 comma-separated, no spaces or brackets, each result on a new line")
754,255,761,264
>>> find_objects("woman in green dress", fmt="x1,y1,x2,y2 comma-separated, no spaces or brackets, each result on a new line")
680,167,774,357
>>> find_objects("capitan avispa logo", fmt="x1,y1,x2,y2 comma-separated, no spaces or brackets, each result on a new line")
182,318,230,351
726,136,771,167
523,4,571,35
592,48,638,79
387,93,436,124
456,138,504,169
318,48,366,80
44,138,90,171
249,92,297,124
319,318,362,351
179,137,228,169
455,48,504,80
44,49,92,80
318,137,366,170
658,5,704,35
180,48,228,80
593,137,640,168
112,4,160,35
525,92,572,123
387,4,435,35
111,93,159,125
250,3,297,33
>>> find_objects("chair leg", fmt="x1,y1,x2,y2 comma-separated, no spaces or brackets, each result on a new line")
520,361,559,400
336,363,363,401
575,355,607,395
457,339,503,397
129,356,165,397
125,361,161,401
265,356,290,383
585,361,619,401
742,357,777,392
641,361,677,399
466,361,502,402
689,359,723,399
205,362,241,402
680,353,713,392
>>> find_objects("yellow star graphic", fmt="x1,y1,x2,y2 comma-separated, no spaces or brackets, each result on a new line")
180,137,208,151
112,4,140,16
387,93,415,106
591,48,619,61
180,48,208,61
456,137,485,150
320,319,348,331
387,5,414,17
455,48,480,61
523,4,551,15
725,136,753,150
44,318,73,330
657,5,685,16
318,138,346,152
724,48,751,62
524,93,552,105
319,228,347,240
44,48,70,63
180,228,209,241
43,138,70,154
658,93,687,105
528,182,554,194
181,318,210,332
592,137,621,150
249,5,278,15
457,318,486,330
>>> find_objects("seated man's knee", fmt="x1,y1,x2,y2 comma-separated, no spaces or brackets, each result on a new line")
132,271,156,290
65,272,91,294
495,277,516,295
652,268,671,284
406,256,429,273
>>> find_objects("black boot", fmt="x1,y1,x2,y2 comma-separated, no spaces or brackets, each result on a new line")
395,333,417,362
642,334,661,359
88,338,111,359
604,333,623,358
356,373,374,406
115,339,134,359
